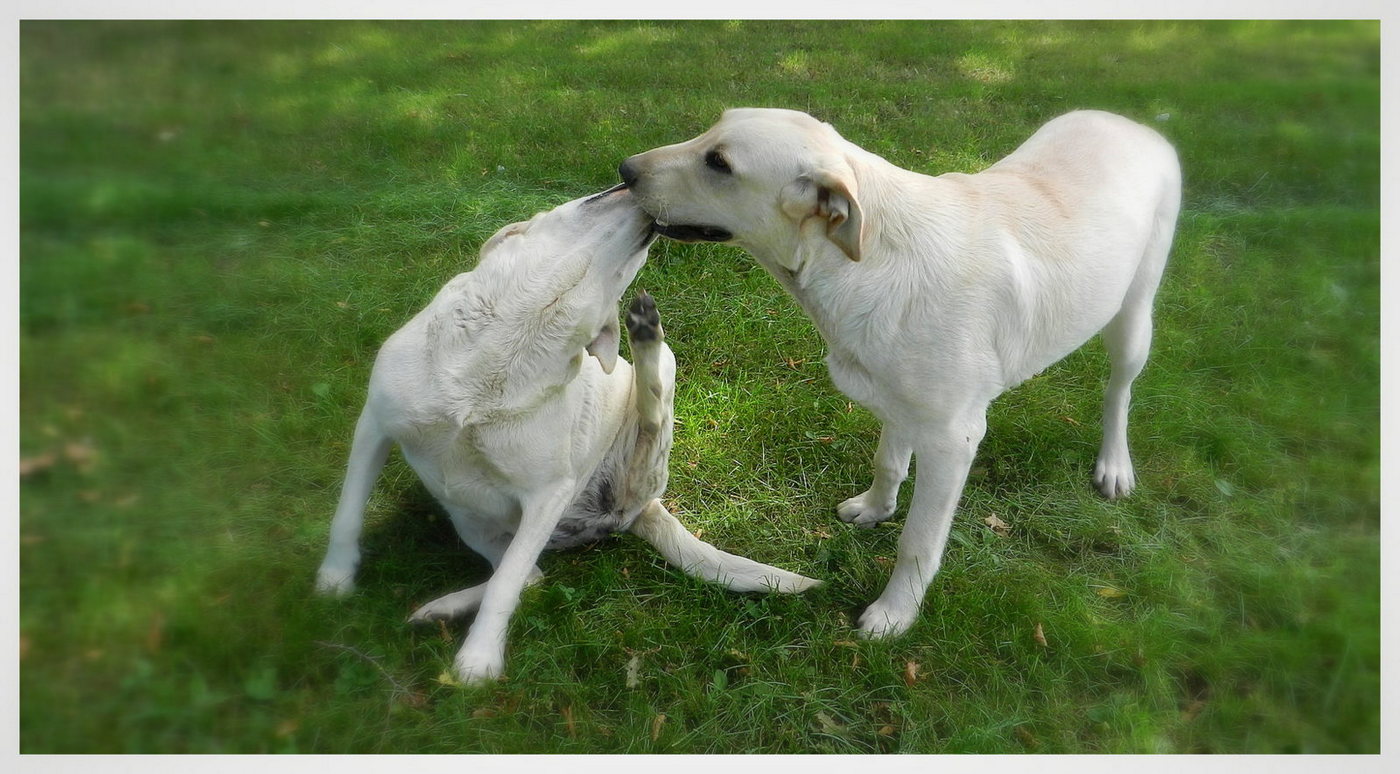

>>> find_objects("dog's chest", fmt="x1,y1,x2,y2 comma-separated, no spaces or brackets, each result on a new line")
825,346,884,410
398,425,520,524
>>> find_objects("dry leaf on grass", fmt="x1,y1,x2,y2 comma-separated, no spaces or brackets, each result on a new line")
815,711,848,735
650,713,667,742
64,441,99,471
276,718,301,738
984,513,1011,536
1015,725,1040,748
1033,622,1048,648
19,452,57,477
1181,698,1207,722
145,612,166,654
1096,586,1126,599
903,660,919,686
436,670,461,687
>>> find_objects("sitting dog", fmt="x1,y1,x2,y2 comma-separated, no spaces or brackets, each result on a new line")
315,186,819,683
619,108,1181,638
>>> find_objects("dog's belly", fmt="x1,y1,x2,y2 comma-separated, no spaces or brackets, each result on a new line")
406,445,645,551
549,416,670,549
548,471,640,550
394,406,661,553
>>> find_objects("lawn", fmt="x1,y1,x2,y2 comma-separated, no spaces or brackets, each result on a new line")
18,20,1380,754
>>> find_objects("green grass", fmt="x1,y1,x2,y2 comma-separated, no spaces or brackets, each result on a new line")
19,20,1379,753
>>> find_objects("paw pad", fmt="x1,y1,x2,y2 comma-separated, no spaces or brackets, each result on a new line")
626,291,662,342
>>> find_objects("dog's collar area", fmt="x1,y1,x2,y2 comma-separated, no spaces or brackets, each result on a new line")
652,223,734,242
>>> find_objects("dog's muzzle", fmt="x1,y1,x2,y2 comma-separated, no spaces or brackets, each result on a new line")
617,159,733,243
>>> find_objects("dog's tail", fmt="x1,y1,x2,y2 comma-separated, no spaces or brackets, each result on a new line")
628,499,821,593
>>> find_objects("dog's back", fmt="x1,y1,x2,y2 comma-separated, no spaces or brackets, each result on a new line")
949,110,1181,385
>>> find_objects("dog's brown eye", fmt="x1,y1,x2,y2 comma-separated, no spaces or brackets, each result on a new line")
704,149,732,174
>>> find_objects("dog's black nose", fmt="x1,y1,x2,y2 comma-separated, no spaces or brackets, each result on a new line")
618,158,639,189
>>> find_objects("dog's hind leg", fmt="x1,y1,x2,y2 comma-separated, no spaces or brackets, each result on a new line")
1094,195,1177,499
1094,299,1151,499
629,499,822,593
619,290,677,508
622,292,820,594
625,291,671,436
315,406,393,596
406,570,544,623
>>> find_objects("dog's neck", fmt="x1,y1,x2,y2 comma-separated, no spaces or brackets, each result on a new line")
431,250,632,426
741,150,962,350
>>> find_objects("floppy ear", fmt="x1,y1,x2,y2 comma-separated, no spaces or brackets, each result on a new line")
585,315,620,374
479,221,528,257
779,162,863,262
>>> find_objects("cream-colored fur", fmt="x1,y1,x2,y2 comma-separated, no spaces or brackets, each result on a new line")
620,109,1180,638
314,187,818,683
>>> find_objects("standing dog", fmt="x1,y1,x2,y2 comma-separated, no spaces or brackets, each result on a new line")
619,109,1180,638
315,186,818,683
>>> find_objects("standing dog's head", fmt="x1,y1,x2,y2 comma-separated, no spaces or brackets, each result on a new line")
457,185,656,389
618,108,865,267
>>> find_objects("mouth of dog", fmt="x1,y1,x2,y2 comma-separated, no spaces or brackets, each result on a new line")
638,223,661,250
595,183,730,243
650,222,734,242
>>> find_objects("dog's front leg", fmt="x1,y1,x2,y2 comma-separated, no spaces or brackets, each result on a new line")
452,480,574,684
858,413,986,638
837,424,913,527
315,406,393,596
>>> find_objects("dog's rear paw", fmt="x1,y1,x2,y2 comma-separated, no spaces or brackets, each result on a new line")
775,573,823,594
626,291,662,343
407,584,488,624
741,569,823,594
836,490,897,528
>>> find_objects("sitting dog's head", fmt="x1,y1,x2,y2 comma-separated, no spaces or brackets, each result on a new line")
618,108,865,266
457,186,655,389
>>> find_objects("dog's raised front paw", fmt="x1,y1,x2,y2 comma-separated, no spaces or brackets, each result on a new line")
856,599,918,639
836,490,897,528
626,291,662,342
